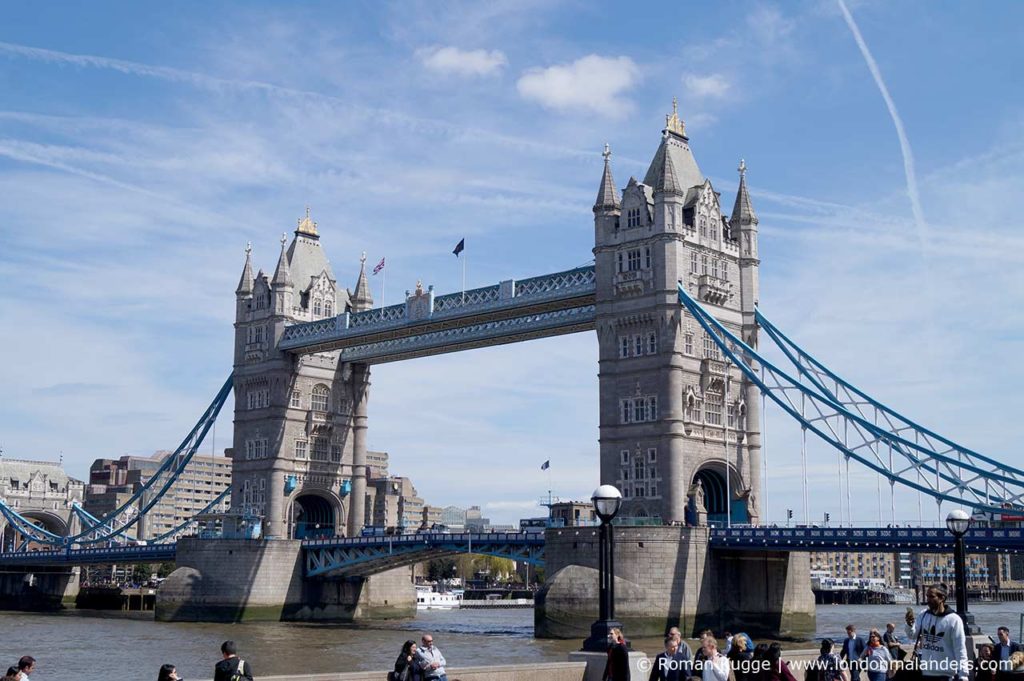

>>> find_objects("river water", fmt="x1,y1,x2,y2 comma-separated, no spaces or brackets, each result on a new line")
2,604,1022,681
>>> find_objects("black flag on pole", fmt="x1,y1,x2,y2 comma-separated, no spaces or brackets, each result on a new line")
453,238,465,257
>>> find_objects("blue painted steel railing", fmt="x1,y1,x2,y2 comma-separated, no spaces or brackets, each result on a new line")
0,543,177,566
302,531,545,577
710,526,1024,553
676,283,1024,512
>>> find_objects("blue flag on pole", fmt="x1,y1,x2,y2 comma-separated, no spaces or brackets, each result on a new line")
541,460,550,471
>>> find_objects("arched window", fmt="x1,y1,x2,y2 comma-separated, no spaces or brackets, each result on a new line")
311,384,330,412
324,301,333,317
313,299,322,317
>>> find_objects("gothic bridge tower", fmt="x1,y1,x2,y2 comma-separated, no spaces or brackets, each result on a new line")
231,210,373,539
593,100,762,526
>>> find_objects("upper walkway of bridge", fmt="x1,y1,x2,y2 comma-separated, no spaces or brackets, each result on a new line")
277,265,596,362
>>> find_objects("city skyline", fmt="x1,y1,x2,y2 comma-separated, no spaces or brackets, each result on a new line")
2,1,1023,525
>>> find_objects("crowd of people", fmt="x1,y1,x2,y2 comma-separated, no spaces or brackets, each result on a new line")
638,583,1015,681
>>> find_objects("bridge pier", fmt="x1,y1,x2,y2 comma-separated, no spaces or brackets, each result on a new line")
535,526,815,640
0,565,79,611
155,538,414,622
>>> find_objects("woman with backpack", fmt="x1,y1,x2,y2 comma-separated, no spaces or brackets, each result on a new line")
392,640,422,681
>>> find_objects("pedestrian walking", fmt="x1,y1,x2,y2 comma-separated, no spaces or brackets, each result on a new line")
604,627,631,681
393,640,423,681
698,634,730,681
815,639,849,681
975,645,996,681
214,640,254,681
883,624,904,660
15,657,35,681
841,626,867,681
904,584,968,681
416,633,448,681
728,633,754,681
994,626,1023,679
158,664,181,681
650,635,692,681
859,630,891,681
757,643,798,681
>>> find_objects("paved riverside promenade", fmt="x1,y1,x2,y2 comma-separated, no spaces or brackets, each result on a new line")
189,647,849,681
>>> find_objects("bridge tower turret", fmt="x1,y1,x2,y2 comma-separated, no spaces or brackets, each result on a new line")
231,209,367,540
594,99,761,525
731,160,762,521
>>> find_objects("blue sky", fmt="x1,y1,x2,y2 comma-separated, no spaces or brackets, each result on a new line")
2,1,1023,525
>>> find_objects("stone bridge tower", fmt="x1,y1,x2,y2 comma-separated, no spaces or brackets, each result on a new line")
593,101,762,526
231,210,372,539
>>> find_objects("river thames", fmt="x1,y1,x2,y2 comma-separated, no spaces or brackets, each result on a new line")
2,603,1022,680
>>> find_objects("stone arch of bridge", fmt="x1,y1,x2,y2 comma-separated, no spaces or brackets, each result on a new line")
692,464,747,524
289,489,344,540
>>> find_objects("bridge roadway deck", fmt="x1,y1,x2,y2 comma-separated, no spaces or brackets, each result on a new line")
277,265,596,362
2,526,1022,568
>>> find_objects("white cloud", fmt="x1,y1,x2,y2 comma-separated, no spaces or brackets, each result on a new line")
516,55,639,117
416,46,508,77
682,73,732,99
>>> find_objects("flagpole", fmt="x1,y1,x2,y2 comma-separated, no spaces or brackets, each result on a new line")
381,266,386,308
461,252,466,303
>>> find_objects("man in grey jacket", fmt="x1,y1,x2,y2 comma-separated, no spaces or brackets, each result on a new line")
417,633,448,681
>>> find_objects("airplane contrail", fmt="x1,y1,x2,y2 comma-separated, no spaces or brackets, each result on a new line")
836,0,929,248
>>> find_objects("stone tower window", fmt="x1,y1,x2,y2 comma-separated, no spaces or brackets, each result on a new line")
311,384,330,412
691,251,699,274
290,390,301,408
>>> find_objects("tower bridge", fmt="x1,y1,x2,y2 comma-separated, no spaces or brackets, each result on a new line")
2,100,1021,637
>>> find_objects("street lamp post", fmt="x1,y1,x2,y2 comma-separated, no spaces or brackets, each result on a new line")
945,509,981,635
582,484,623,652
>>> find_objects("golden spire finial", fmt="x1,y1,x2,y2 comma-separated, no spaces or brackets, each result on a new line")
665,96,686,137
296,206,319,236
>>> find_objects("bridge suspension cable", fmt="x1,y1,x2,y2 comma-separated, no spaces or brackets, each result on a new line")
677,284,1022,513
0,375,233,547
757,310,1024,479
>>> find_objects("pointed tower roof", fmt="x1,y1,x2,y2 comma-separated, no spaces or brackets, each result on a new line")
235,242,254,295
644,98,704,191
593,143,620,211
730,159,758,227
654,138,683,195
351,252,374,311
272,233,293,287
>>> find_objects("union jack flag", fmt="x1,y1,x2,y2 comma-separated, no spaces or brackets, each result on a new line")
373,257,385,275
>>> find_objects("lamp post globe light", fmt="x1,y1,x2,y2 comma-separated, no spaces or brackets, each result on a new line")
583,485,623,652
945,509,981,635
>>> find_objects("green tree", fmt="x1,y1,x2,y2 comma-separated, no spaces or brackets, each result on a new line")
131,563,151,584
157,561,176,578
426,558,457,582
